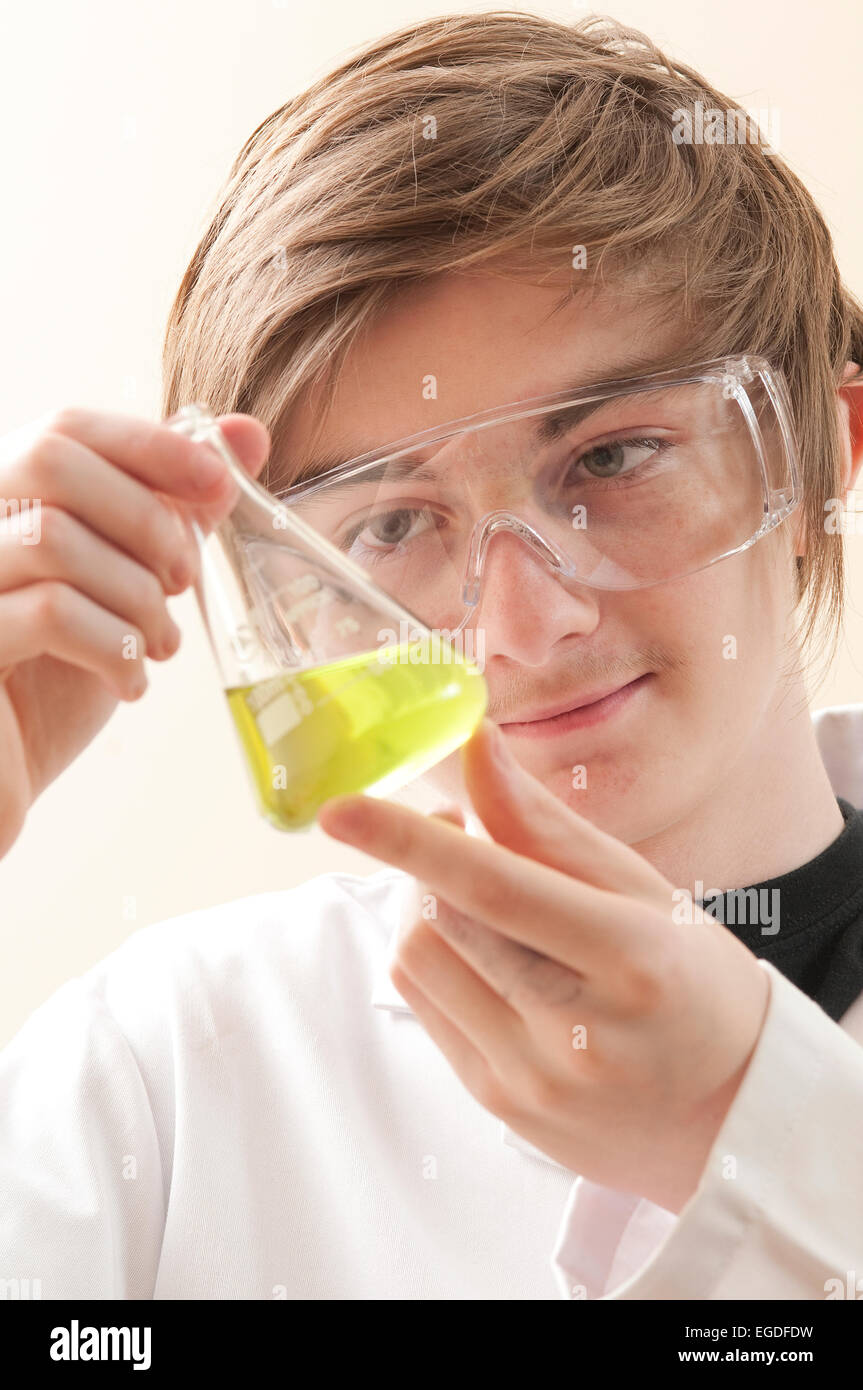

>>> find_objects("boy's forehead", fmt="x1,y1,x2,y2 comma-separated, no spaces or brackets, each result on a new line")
278,268,694,476
344,267,689,398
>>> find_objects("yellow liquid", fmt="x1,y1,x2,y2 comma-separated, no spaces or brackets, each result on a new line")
226,639,487,831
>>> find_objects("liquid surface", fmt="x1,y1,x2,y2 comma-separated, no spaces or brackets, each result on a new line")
226,639,487,831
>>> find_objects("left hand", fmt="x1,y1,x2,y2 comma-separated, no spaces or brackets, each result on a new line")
318,718,770,1213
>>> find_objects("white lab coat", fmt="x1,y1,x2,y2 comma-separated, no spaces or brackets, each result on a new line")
1,704,862,1300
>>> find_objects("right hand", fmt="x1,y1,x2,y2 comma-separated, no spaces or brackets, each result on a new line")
0,407,271,858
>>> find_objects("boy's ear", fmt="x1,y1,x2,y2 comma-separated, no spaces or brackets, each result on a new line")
838,360,863,498
791,362,863,560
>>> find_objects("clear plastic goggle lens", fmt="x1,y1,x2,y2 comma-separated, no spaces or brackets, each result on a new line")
281,358,799,632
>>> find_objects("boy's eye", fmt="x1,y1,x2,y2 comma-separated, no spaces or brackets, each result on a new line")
366,509,418,544
349,506,436,552
581,442,628,477
571,437,667,480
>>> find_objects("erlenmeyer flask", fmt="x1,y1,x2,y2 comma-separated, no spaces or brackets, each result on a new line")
166,404,487,831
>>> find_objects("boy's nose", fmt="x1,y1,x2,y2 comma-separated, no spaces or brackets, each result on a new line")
463,520,600,664
461,509,576,605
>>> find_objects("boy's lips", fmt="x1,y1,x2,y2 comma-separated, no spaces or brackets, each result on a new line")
497,673,653,737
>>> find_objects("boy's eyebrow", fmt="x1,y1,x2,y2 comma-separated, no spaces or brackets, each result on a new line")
284,346,686,493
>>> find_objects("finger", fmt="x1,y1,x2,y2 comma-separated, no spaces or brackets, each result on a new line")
391,802,468,943
174,413,272,535
0,582,148,701
462,719,670,904
3,432,199,597
430,900,585,1013
10,407,270,513
416,809,566,1010
0,507,181,660
319,794,639,974
391,919,524,1061
428,803,467,829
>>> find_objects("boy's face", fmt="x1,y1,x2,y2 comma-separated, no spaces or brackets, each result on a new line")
280,269,801,847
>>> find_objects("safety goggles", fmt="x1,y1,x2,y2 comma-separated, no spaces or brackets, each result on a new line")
277,355,801,635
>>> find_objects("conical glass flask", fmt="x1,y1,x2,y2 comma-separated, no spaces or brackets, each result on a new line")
166,404,487,831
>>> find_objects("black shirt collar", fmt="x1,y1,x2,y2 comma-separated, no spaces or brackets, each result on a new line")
697,798,863,1020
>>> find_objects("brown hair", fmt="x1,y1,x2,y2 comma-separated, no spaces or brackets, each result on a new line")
161,10,863,673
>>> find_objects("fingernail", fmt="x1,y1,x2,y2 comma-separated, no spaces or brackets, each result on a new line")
429,803,465,828
170,556,194,589
192,443,227,490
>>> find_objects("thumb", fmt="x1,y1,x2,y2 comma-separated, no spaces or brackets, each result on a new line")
461,718,669,901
